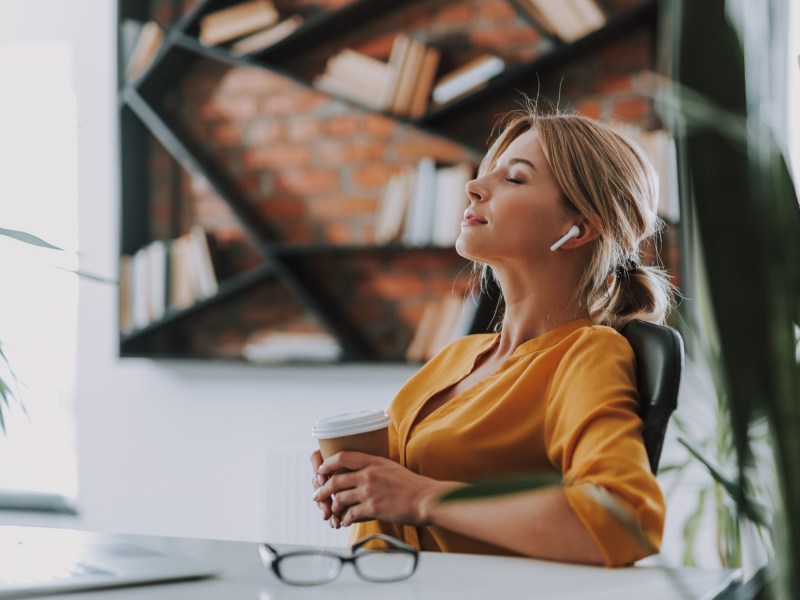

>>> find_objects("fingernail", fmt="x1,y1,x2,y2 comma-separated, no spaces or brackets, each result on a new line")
316,475,325,486
312,490,319,500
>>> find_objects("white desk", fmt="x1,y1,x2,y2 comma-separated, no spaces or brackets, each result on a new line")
9,527,739,600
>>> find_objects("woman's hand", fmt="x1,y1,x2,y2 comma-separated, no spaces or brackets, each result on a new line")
313,451,458,528
309,449,341,528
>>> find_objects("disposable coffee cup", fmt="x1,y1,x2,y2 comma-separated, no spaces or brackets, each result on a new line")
312,410,392,460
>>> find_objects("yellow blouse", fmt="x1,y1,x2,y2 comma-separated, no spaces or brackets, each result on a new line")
351,318,665,567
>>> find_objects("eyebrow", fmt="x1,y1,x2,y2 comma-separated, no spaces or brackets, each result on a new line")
508,158,536,170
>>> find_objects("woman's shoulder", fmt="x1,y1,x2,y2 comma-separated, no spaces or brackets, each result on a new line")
557,322,634,359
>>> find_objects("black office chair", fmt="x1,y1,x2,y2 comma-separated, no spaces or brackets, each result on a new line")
619,320,685,475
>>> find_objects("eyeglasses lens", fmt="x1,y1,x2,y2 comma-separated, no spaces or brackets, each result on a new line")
355,549,417,582
278,554,341,585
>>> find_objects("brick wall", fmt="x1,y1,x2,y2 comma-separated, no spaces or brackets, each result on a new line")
138,0,675,360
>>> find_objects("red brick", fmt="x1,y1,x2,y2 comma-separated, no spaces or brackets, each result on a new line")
612,97,650,122
576,99,604,119
363,274,424,298
364,113,397,137
601,41,652,70
351,164,403,189
260,90,329,115
286,118,321,142
354,33,397,60
394,138,469,161
244,144,312,169
212,94,259,119
318,140,386,165
247,120,284,144
324,222,356,244
219,67,291,95
478,0,516,22
469,25,540,49
324,115,361,136
211,122,243,146
597,74,634,94
308,195,378,219
256,197,306,219
276,169,340,194
436,2,472,25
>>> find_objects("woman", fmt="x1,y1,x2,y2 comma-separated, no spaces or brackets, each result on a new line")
311,109,675,567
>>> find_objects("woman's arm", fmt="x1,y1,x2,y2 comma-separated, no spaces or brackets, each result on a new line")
314,451,605,565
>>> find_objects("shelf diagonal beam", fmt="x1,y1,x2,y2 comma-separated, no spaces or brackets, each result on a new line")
122,89,376,360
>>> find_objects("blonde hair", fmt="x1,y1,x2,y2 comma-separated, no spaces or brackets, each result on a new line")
476,109,676,329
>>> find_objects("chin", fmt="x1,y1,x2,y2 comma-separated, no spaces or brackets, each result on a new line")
455,236,480,262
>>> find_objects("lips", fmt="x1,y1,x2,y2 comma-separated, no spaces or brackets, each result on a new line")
463,209,488,224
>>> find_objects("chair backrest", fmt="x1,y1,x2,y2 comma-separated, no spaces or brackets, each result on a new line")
619,320,685,474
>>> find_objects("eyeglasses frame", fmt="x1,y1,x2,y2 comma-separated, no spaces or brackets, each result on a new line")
259,533,419,586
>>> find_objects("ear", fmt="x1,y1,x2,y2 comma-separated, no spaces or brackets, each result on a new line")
561,220,600,249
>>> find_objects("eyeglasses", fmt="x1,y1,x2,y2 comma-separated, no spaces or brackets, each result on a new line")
259,534,419,586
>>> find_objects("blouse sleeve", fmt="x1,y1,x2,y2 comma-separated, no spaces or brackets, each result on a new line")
544,328,665,566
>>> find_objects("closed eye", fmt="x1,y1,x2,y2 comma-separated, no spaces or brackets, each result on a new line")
505,177,523,184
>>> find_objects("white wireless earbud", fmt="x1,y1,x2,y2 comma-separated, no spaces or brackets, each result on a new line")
549,225,581,251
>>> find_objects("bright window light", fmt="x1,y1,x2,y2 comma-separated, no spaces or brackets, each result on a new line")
0,42,79,503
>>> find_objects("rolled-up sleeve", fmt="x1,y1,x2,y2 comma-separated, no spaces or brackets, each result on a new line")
544,329,665,566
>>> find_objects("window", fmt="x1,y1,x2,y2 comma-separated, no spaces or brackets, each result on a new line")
0,42,79,509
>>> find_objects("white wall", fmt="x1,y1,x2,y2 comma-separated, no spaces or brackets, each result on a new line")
1,0,414,546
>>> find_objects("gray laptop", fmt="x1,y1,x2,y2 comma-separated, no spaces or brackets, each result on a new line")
0,526,217,598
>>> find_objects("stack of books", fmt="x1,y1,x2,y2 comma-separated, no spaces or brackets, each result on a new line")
518,0,606,42
373,159,473,247
199,0,302,55
242,330,343,363
431,54,505,106
406,294,479,363
314,35,441,118
119,225,219,333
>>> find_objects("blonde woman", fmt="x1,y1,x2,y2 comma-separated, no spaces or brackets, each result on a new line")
311,110,675,567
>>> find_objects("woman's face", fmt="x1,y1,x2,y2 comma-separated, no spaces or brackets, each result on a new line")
456,128,575,267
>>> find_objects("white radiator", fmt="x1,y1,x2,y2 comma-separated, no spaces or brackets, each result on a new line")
263,445,350,548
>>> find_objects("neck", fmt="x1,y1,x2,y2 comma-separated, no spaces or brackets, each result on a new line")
490,263,589,356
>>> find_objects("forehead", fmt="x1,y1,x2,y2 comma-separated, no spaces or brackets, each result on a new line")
499,128,546,164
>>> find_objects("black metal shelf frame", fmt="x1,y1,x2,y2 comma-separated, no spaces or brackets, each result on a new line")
117,0,658,361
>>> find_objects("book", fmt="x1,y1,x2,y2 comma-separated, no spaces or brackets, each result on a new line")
391,38,426,116
124,21,164,80
146,240,168,322
168,235,196,310
229,15,303,56
187,225,219,299
408,46,441,119
199,0,279,46
570,0,606,31
242,331,343,363
314,47,390,109
403,157,437,246
131,246,151,329
432,54,505,105
374,166,416,244
432,163,472,247
425,295,466,359
119,255,134,334
379,34,411,110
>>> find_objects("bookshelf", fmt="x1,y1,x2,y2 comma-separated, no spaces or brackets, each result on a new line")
117,0,662,363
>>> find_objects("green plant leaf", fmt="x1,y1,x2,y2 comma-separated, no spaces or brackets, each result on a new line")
438,472,561,502
0,227,62,250
679,437,770,528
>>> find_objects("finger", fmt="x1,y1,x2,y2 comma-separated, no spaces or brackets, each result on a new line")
329,489,359,517
310,449,323,471
319,451,378,476
316,500,333,520
314,471,357,501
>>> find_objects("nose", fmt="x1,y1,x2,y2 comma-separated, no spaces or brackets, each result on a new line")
466,176,485,203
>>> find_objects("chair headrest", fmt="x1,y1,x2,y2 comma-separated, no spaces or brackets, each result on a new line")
619,320,684,417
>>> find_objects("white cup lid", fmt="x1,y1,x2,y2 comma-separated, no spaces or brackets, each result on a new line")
312,410,392,439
